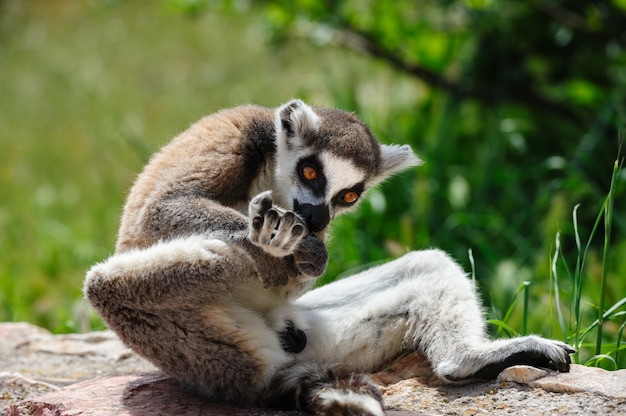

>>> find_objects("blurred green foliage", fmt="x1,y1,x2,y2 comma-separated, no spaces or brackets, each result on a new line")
1,0,624,366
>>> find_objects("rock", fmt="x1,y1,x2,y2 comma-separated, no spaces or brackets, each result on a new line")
382,375,625,415
0,323,50,352
0,372,59,411
6,372,426,416
499,364,626,399
383,357,626,414
497,364,548,384
6,372,292,416
1,322,156,415
2,322,626,415
0,322,155,386
371,352,440,387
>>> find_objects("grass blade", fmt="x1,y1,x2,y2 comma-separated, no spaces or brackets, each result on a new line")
523,281,530,336
585,354,617,370
468,248,476,282
596,160,620,355
577,302,626,348
551,232,568,341
573,198,605,361
616,321,626,363
487,319,518,337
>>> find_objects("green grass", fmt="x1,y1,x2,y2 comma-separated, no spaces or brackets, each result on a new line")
488,160,625,369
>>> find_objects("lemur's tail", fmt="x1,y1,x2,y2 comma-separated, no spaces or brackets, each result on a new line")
265,363,384,415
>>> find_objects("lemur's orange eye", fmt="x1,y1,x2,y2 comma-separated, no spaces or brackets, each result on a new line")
343,191,359,204
302,166,317,181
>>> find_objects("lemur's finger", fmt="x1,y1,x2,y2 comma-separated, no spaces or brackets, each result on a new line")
250,191,273,217
258,194,273,214
265,209,280,229
276,212,306,237
252,217,263,231
269,211,306,252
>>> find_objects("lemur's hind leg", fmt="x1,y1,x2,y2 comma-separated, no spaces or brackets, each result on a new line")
296,249,573,382
84,237,292,404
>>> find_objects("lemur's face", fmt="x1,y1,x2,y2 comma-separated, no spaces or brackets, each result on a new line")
272,99,421,235
287,151,366,233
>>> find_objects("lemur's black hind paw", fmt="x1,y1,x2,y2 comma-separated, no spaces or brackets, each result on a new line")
445,337,575,381
278,320,307,353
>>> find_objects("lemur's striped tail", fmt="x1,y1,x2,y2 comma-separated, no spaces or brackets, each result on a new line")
266,363,385,415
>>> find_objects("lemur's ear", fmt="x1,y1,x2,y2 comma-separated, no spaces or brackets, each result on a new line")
275,99,320,148
375,144,422,183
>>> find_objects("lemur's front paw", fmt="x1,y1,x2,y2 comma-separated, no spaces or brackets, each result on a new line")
293,234,328,277
249,191,307,258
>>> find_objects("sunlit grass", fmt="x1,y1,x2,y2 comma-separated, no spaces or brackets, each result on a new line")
488,159,625,369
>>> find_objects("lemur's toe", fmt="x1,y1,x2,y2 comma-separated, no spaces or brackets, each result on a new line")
550,356,570,372
552,341,575,372
560,350,573,371
278,320,307,353
546,342,574,372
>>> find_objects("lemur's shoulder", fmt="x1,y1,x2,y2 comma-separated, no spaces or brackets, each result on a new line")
117,104,277,252
156,104,276,170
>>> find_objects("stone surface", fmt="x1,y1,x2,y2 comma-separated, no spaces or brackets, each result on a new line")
496,365,549,384
371,352,440,386
2,322,626,415
0,322,155,386
6,372,292,416
382,376,625,415
1,322,156,415
0,372,59,412
6,372,425,416
499,364,626,399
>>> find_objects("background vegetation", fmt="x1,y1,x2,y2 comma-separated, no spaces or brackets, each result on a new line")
1,0,624,368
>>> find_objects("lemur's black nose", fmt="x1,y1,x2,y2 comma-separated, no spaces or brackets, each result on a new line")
293,201,330,232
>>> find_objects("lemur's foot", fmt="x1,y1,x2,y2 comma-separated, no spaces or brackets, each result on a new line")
541,339,576,372
268,365,384,416
278,320,307,353
303,371,384,416
249,191,307,258
445,336,575,381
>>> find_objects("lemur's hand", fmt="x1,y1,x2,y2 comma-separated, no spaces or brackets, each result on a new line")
249,191,307,258
248,191,328,282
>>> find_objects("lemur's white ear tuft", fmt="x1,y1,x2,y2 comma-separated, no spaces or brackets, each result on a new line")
376,144,422,182
275,99,320,147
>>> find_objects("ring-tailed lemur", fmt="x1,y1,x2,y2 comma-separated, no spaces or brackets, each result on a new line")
84,99,573,415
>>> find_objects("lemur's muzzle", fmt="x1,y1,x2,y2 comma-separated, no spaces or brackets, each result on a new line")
293,201,330,233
